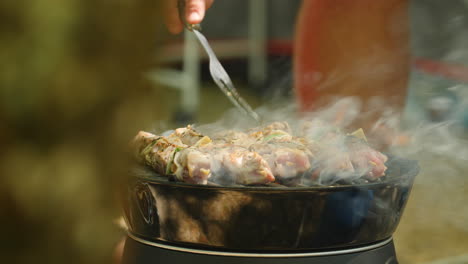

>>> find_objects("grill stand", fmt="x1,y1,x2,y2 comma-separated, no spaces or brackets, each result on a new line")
122,235,398,264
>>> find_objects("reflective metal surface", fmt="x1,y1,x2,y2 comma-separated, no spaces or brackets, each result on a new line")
122,157,418,252
127,233,393,258
122,236,398,264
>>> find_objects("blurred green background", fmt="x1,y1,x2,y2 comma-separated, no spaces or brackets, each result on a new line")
0,0,165,263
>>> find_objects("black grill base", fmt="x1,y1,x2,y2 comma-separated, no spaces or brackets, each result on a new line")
122,236,398,264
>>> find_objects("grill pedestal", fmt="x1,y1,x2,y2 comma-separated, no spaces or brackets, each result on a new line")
122,235,398,264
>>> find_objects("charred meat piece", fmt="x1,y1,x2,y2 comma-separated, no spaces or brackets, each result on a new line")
169,125,205,146
132,120,389,186
212,126,307,182
220,147,275,185
202,145,275,185
258,121,292,134
257,130,293,143
211,130,256,147
172,148,212,184
212,123,294,147
132,131,187,175
346,138,388,180
132,131,213,185
309,145,355,182
250,143,311,180
131,131,159,159
247,121,292,141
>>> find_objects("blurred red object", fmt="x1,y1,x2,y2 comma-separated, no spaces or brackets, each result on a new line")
294,0,411,112
414,58,468,83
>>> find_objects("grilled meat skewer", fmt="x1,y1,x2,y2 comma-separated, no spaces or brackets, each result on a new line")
132,121,388,186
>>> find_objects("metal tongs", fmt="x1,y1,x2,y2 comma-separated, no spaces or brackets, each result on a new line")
177,0,261,123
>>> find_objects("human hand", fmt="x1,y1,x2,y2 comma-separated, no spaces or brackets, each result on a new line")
164,0,214,34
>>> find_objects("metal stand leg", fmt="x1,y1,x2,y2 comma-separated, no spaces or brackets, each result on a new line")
181,29,200,114
248,0,267,88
